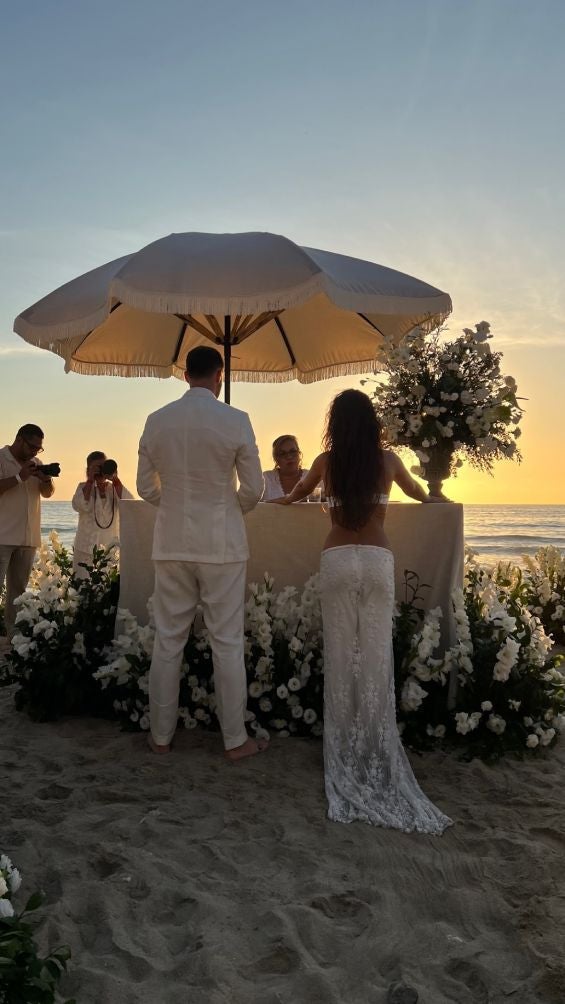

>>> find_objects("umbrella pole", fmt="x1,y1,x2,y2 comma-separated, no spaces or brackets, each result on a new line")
223,314,231,404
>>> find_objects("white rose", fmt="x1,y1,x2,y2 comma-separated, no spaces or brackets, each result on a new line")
0,899,15,919
540,728,556,746
486,714,506,735
276,685,289,700
481,701,493,712
303,709,317,724
0,877,7,897
526,734,539,748
287,677,301,692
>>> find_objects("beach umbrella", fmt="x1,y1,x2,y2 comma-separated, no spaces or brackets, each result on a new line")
13,231,451,403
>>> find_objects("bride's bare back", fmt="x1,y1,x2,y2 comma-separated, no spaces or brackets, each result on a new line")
276,449,436,551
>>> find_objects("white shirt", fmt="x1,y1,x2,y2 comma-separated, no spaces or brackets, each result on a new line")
137,387,264,563
261,468,311,502
0,445,44,548
72,481,134,552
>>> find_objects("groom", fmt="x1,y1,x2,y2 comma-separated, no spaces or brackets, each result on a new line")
137,346,266,760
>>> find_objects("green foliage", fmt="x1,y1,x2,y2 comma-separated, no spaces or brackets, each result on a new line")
0,858,73,1004
0,542,118,722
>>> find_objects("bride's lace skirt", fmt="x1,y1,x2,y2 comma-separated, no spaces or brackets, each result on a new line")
320,545,452,835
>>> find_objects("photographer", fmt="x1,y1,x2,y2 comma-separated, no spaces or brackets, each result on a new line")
71,451,133,578
0,424,56,639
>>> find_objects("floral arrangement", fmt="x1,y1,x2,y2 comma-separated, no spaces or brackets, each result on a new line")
0,852,73,1003
0,534,119,721
2,535,564,762
95,573,325,740
396,549,565,760
366,322,523,488
522,546,565,647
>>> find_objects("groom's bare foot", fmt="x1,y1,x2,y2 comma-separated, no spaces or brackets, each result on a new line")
147,735,171,755
225,736,269,762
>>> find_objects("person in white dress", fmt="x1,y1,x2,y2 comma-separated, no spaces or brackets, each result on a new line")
71,452,133,578
270,390,452,834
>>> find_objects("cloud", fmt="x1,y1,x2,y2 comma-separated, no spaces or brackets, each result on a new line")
0,344,45,356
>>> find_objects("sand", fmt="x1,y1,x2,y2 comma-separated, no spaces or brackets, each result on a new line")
2,684,565,1004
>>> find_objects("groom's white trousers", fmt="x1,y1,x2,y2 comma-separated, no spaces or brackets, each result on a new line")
149,559,248,749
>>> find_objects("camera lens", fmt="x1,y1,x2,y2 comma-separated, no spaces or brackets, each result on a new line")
101,459,117,477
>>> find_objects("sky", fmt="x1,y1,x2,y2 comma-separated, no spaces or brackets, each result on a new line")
0,0,563,503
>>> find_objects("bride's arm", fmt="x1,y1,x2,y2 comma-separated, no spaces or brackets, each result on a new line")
268,453,326,505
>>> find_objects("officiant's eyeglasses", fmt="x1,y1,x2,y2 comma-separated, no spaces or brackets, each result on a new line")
276,448,299,458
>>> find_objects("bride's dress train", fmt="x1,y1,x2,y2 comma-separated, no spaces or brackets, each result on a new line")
319,545,452,834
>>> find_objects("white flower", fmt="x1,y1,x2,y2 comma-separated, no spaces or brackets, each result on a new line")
139,715,150,731
486,714,506,735
526,734,539,749
426,724,446,738
291,705,304,719
248,681,263,699
540,728,556,746
303,709,317,724
0,899,15,918
255,726,270,741
185,717,198,730
400,678,428,712
508,699,521,711
454,711,482,735
259,697,272,713
0,876,7,897
287,677,301,692
276,685,289,700
493,637,520,682
481,701,493,712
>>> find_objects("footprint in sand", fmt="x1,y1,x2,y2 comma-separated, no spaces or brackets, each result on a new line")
36,782,73,800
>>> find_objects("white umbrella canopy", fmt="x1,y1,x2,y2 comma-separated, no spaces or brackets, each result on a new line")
13,231,451,402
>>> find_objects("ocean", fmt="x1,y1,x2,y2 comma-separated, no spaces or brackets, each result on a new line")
40,501,564,567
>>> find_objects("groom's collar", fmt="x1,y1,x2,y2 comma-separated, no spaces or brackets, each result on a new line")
184,387,216,399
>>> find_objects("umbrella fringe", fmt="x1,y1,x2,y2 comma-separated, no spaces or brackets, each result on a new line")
231,360,387,384
14,307,110,344
109,274,326,318
67,360,175,379
63,358,386,383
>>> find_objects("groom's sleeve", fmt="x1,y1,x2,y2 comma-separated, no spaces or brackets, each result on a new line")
235,413,264,514
137,422,162,506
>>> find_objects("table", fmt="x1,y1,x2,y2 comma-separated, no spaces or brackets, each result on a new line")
118,501,464,650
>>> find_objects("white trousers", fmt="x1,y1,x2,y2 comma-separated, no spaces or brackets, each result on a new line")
149,559,248,749
0,545,36,638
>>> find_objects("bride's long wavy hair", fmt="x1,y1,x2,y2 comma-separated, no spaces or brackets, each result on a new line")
324,389,385,531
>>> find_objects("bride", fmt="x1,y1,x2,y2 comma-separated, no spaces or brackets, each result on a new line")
270,390,452,834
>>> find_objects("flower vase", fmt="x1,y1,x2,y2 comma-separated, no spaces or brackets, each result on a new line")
422,452,453,500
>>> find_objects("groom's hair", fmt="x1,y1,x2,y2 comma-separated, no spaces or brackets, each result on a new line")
186,346,224,378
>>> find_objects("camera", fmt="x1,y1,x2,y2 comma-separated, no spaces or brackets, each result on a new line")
35,463,61,478
100,459,117,478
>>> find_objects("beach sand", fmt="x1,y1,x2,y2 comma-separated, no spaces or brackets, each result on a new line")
2,685,564,1004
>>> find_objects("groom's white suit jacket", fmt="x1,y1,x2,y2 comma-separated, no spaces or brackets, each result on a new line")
137,387,264,563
